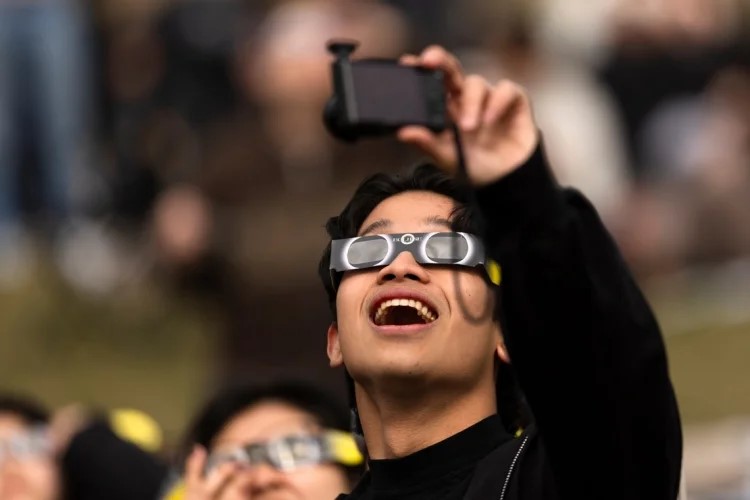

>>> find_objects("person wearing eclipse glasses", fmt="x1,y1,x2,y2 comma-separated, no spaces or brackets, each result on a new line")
317,45,683,499
165,380,365,500
0,393,167,500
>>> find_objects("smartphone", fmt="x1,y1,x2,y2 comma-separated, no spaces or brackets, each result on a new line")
324,41,448,141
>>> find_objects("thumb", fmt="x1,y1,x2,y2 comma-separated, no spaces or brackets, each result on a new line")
397,126,456,169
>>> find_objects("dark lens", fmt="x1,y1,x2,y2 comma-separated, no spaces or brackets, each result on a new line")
288,436,323,463
347,236,389,268
245,443,269,465
425,233,468,263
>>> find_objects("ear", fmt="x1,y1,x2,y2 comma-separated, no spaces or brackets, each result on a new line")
327,323,344,367
493,324,511,364
496,339,510,364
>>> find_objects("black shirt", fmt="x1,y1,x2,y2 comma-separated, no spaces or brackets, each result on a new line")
341,415,512,500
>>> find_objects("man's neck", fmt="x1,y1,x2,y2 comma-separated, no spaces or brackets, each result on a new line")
355,379,497,459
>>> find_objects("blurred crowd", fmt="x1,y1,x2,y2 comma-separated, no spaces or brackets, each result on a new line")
0,379,364,499
1,0,747,287
1,0,750,497
2,0,748,362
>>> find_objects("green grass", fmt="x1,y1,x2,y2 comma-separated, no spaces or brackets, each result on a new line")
0,269,218,445
665,323,750,424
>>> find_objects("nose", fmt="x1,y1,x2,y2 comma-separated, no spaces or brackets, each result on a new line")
377,250,430,285
246,463,287,495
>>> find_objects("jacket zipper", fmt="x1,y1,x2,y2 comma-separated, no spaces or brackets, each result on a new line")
499,434,530,500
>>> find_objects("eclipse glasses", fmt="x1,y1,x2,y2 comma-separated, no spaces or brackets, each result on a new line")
329,232,501,288
204,430,363,475
0,426,52,463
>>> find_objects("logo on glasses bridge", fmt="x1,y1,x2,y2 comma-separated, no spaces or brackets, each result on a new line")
399,233,416,245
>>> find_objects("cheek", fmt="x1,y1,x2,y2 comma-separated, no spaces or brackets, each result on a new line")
335,274,369,324
446,273,494,320
20,460,60,496
286,466,348,497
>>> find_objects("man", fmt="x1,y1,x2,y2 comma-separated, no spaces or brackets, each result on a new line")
0,396,58,500
318,46,682,499
175,380,364,499
0,393,167,500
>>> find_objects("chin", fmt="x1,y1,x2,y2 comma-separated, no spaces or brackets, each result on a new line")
348,354,429,384
374,358,435,384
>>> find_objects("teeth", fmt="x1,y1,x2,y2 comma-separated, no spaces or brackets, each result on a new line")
372,298,437,325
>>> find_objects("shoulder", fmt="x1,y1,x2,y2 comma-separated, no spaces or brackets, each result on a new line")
464,425,557,500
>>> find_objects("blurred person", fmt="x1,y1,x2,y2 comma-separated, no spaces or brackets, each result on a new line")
318,46,682,498
239,0,409,191
607,0,742,48
162,380,364,499
592,0,748,275
0,0,93,286
0,393,167,500
533,0,617,65
599,0,745,178
623,62,750,273
54,0,249,296
152,184,213,271
455,2,631,227
0,396,58,500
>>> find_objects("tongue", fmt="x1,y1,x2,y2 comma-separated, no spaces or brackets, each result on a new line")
387,306,425,325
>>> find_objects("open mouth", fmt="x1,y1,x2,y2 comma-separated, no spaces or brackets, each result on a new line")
371,298,438,326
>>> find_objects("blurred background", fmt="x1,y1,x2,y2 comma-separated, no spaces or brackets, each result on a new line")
0,0,748,497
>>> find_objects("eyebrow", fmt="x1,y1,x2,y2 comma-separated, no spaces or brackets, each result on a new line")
424,216,453,229
359,219,391,236
358,216,453,236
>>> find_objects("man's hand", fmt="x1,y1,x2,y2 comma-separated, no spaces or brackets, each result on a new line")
49,404,92,456
398,46,539,187
184,446,242,500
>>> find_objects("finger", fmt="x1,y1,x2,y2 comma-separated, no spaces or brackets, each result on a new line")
418,45,464,95
459,75,490,132
204,462,239,497
222,470,254,497
482,80,526,127
399,54,420,66
184,446,207,490
397,126,456,169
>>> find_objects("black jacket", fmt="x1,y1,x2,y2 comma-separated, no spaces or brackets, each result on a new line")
338,143,683,500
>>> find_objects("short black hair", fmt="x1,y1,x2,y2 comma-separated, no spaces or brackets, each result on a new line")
180,379,363,481
317,163,483,319
0,393,50,426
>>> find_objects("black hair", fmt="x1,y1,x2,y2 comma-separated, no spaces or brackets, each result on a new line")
180,379,363,482
317,162,530,435
0,393,50,425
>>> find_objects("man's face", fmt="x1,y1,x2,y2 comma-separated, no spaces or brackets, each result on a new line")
328,190,504,391
208,401,350,500
0,414,60,500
